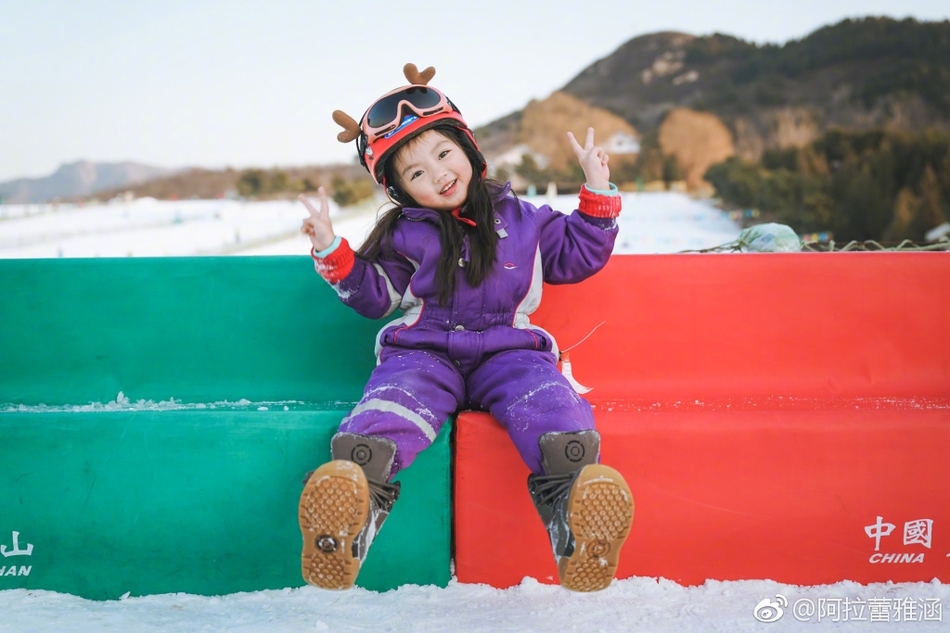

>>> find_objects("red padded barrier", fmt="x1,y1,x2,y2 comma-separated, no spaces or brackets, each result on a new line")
454,253,950,587
530,252,950,402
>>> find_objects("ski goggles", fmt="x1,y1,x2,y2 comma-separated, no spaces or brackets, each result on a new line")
361,86,455,139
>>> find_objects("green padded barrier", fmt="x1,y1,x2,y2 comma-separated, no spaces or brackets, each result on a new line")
0,257,380,406
0,407,452,598
0,257,452,598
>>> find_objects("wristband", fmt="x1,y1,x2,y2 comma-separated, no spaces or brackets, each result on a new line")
578,184,622,218
311,237,355,284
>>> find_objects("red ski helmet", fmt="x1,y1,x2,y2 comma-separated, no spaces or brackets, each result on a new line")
332,64,486,188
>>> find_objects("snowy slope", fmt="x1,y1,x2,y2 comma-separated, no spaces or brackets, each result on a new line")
0,191,742,259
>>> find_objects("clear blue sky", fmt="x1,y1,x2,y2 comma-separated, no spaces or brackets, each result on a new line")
2,0,948,181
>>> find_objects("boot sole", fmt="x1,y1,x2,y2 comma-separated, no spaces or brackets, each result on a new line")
298,460,370,590
559,464,634,592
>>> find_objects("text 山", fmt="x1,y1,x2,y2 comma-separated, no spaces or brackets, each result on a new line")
0,531,33,558
0,531,35,578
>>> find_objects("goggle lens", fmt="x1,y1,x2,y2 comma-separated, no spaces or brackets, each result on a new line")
365,87,444,129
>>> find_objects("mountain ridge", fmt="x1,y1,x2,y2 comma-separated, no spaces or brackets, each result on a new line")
0,160,178,204
557,16,950,158
472,16,950,192
6,16,947,203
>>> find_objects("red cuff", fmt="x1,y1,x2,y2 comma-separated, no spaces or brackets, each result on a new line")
578,186,622,218
311,238,355,284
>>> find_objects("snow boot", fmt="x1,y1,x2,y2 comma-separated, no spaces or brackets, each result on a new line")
298,432,401,590
527,430,634,592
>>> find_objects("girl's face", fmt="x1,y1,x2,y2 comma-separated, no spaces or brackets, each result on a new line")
393,129,473,211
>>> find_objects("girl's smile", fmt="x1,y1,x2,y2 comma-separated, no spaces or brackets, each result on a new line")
394,129,473,211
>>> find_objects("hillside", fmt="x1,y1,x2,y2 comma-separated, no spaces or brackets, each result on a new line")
90,163,369,202
0,161,177,204
469,16,950,199
559,17,950,161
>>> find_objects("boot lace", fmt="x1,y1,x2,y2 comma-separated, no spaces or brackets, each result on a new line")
528,472,575,506
528,471,578,558
369,478,401,511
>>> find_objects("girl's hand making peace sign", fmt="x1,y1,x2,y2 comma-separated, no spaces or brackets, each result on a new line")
299,187,336,252
567,127,611,191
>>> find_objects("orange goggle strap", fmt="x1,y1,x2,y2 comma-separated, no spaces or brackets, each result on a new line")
578,184,622,219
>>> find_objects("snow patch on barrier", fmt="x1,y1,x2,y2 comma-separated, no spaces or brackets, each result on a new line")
1,391,356,413
587,395,950,413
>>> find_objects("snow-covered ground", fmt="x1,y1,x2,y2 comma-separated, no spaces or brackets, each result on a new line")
1,577,946,632
0,191,743,259
3,193,946,631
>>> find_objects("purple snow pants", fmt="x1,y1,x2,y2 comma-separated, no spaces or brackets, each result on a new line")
337,346,595,476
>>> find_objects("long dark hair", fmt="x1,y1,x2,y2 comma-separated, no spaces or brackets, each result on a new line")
356,125,508,305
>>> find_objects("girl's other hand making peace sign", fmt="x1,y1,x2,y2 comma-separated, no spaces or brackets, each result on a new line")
567,127,611,191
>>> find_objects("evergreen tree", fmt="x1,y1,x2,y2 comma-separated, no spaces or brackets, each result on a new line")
918,164,947,235
884,187,920,242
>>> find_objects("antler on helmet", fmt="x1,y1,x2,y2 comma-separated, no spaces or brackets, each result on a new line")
332,110,361,144
403,63,435,85
332,64,436,145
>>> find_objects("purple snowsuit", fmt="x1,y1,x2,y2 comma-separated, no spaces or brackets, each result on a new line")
316,184,619,475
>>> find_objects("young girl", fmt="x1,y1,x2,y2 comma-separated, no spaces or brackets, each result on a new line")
297,64,633,593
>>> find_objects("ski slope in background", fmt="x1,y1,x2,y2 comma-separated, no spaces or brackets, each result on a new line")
0,191,742,259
